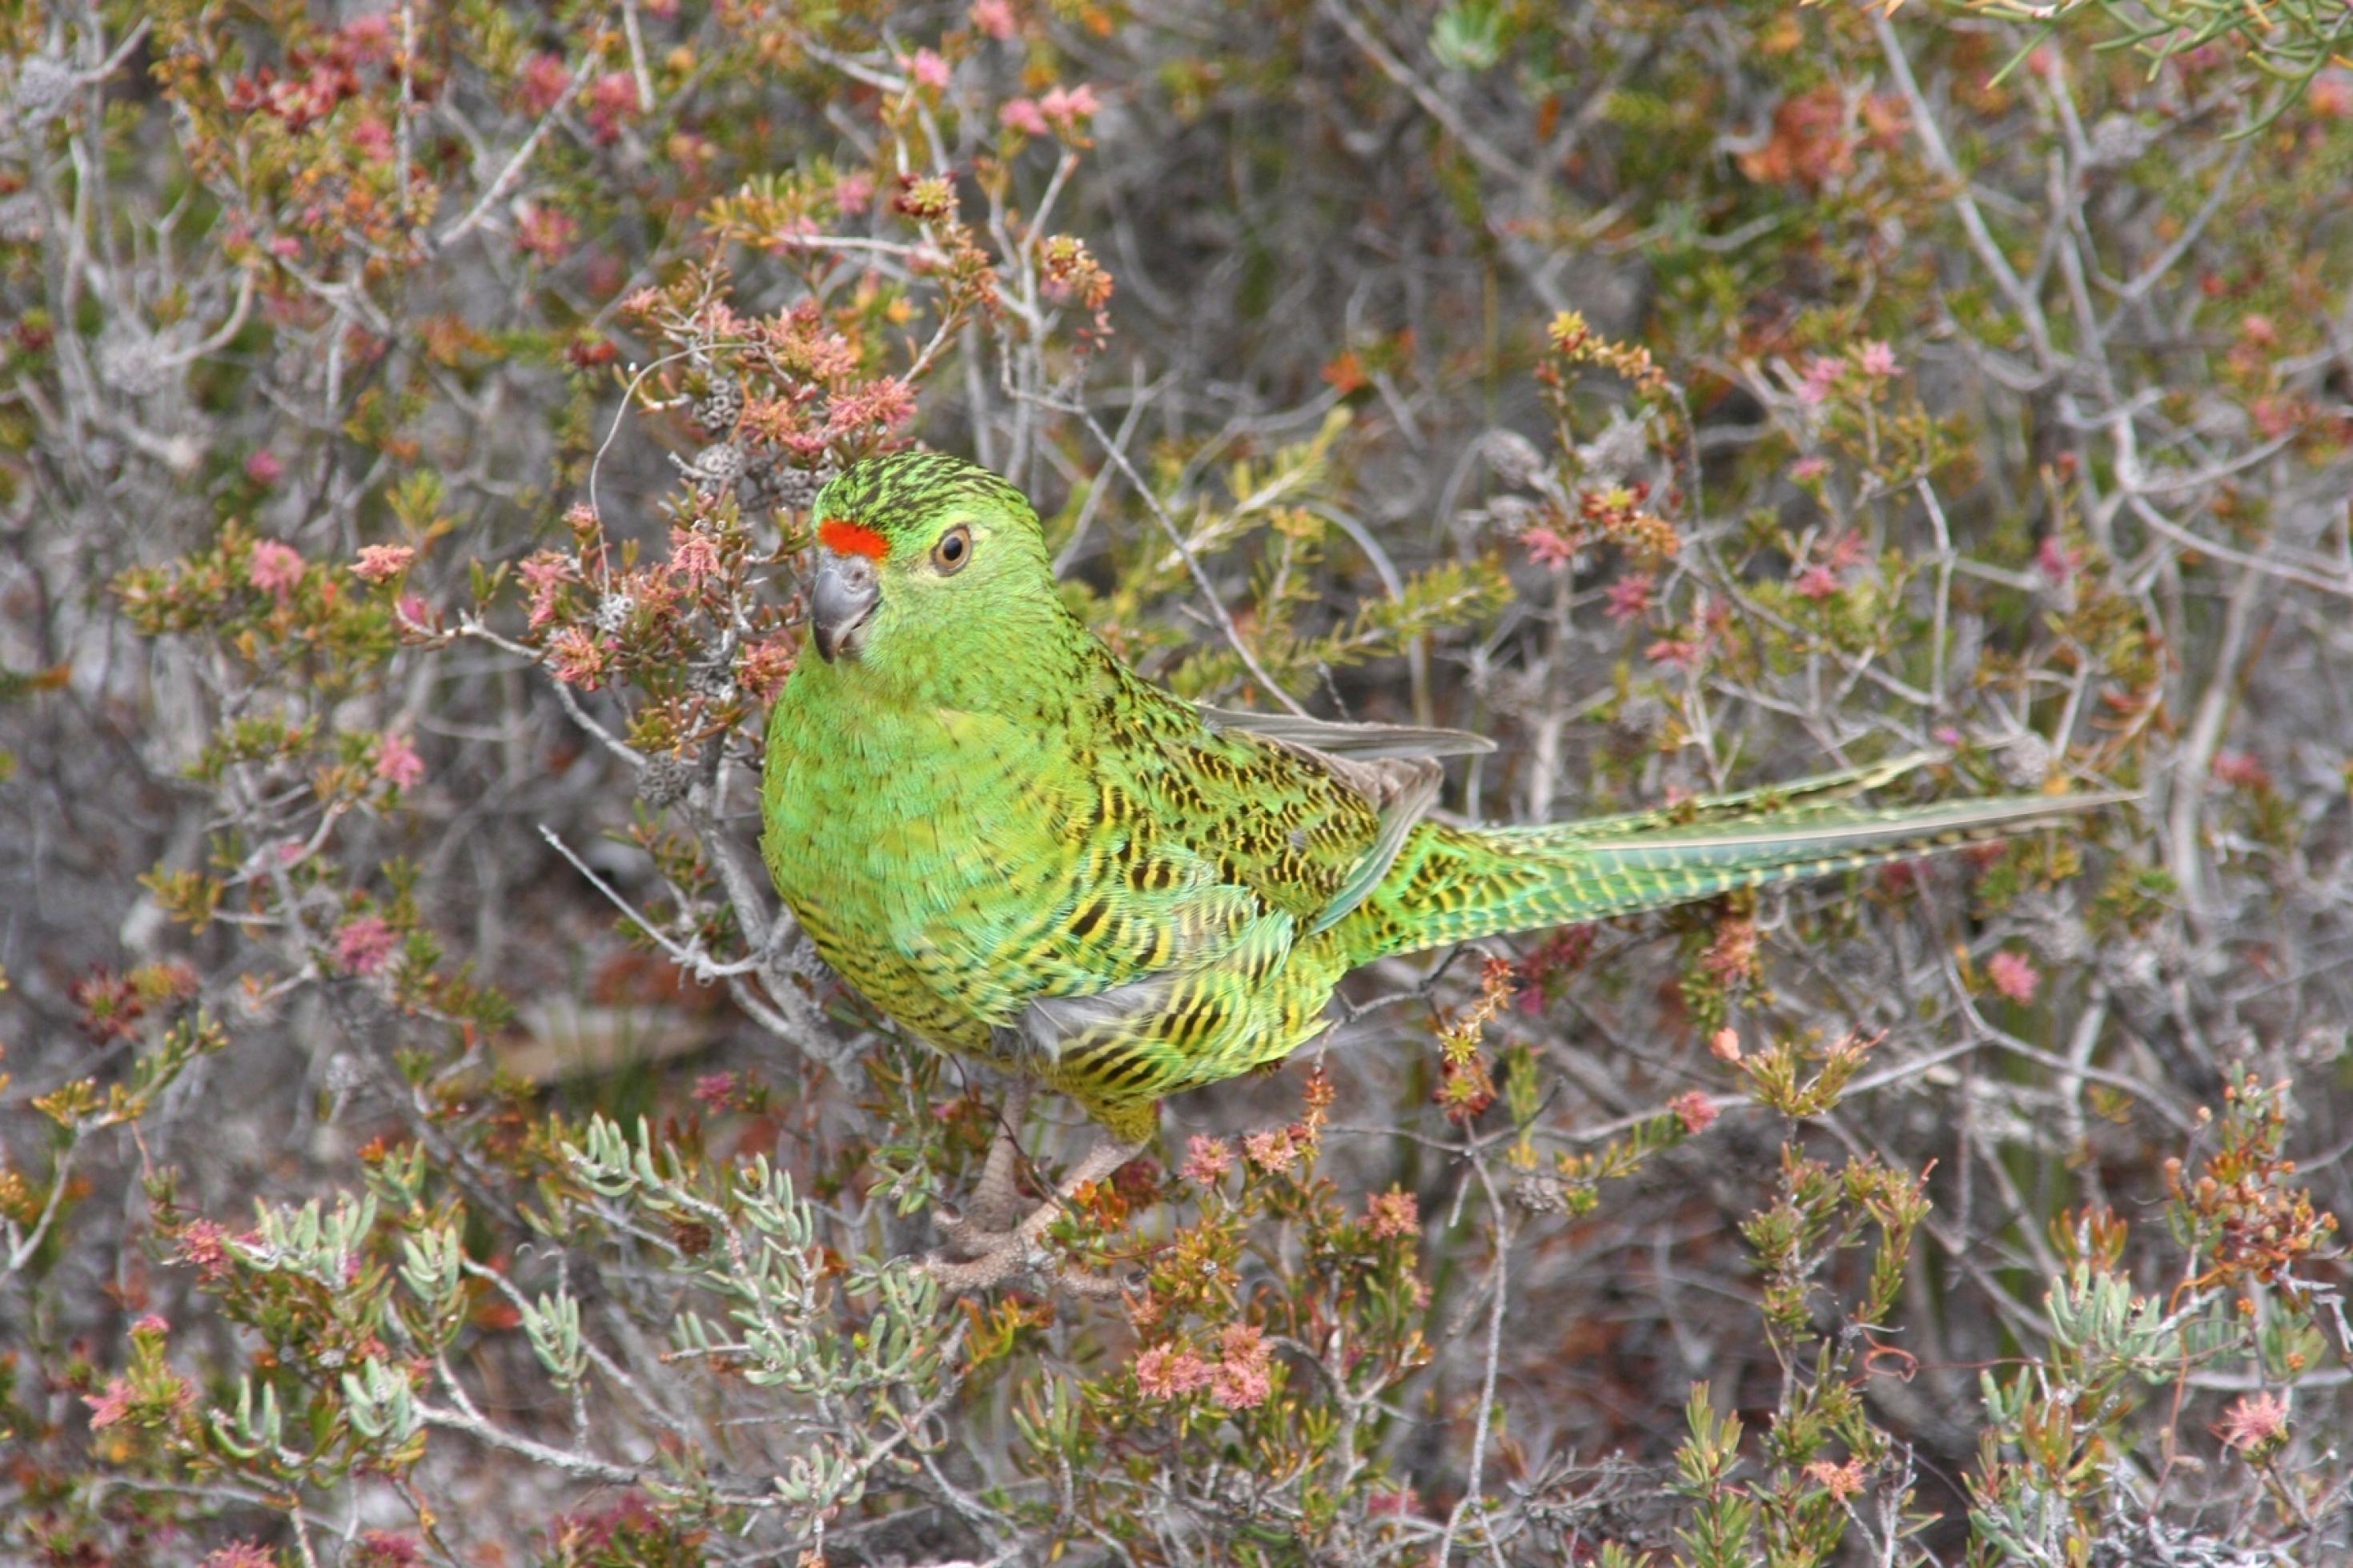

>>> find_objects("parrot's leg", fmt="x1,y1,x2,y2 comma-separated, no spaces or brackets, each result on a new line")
945,1079,1030,1237
922,1137,1144,1296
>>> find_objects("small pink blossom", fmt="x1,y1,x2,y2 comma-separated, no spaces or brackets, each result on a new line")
516,204,578,264
692,1072,736,1110
1365,1187,1418,1240
353,543,415,583
1793,564,1841,600
1709,1028,1743,1063
520,550,573,628
735,635,796,702
1243,1127,1297,1174
84,1378,135,1430
1134,1342,1212,1399
336,916,399,976
245,450,284,486
1805,1457,1868,1501
971,0,1018,39
833,173,874,215
2036,535,2083,582
1670,1090,1719,1134
999,98,1050,137
1645,636,1703,669
2213,752,2270,790
133,1313,170,1336
1367,1486,1422,1518
1796,355,1841,406
1986,949,2040,1005
1210,1322,1273,1410
1520,525,1576,568
520,53,572,116
375,732,424,789
586,71,641,143
247,539,304,597
1604,572,1654,624
349,114,394,162
547,627,608,688
2218,1390,2290,1454
904,49,951,91
201,1547,278,1568
1038,83,1099,130
669,526,721,584
1181,1133,1233,1185
178,1219,232,1281
1857,340,1898,378
1790,455,1829,481
396,595,431,629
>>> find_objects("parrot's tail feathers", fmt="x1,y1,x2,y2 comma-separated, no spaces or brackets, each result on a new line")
1363,789,2128,957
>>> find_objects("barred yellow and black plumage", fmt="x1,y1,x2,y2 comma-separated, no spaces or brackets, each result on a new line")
761,451,2116,1145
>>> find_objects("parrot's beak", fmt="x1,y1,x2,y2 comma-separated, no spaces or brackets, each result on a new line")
807,551,880,664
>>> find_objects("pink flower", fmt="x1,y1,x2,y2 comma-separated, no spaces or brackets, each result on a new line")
1709,1028,1743,1063
201,1547,278,1568
178,1218,232,1281
1367,1486,1422,1518
396,594,432,629
336,916,399,976
1796,355,1840,406
1365,1187,1418,1240
247,539,304,597
1520,524,1576,568
669,527,721,584
1805,1457,1868,1501
520,550,573,628
1039,83,1099,130
1181,1134,1233,1185
548,627,608,688
1670,1090,1719,1134
353,544,415,583
1790,455,1829,481
245,450,284,486
1243,1127,1297,1174
2213,752,2270,790
1793,564,1841,600
972,0,1018,38
736,635,796,702
2035,535,2082,583
586,71,640,143
1211,1322,1273,1410
998,98,1049,137
1134,1343,1211,1399
516,204,578,264
905,49,951,91
1604,572,1654,624
1857,340,1898,378
84,1378,135,1430
833,173,874,215
2218,1390,2290,1454
1645,636,1703,669
692,1072,736,1110
1986,950,2039,1004
375,732,424,789
133,1313,170,1336
520,52,572,116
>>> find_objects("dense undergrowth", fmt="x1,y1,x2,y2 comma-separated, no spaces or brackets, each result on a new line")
4,1,2351,1562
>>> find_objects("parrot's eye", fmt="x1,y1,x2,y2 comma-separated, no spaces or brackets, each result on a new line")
932,524,973,574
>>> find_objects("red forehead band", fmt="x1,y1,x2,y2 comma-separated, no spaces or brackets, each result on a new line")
817,519,889,561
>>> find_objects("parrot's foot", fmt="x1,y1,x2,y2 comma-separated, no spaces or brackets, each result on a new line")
924,1137,1145,1297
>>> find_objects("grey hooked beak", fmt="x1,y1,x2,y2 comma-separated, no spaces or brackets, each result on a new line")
807,552,880,664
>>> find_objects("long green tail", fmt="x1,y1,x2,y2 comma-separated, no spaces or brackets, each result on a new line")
1353,768,2124,962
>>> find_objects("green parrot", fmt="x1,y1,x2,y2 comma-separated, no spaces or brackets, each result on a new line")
761,451,2114,1289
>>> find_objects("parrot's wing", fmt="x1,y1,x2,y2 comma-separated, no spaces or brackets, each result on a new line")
1197,703,1495,760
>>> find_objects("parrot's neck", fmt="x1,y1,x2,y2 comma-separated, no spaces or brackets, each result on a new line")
789,591,1107,729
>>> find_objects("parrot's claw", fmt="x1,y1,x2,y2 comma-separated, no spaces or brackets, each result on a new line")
920,1137,1146,1297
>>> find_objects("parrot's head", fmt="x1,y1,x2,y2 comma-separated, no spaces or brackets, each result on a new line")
800,450,1062,680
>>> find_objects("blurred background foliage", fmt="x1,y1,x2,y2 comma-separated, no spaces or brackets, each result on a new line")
3,0,2351,1562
